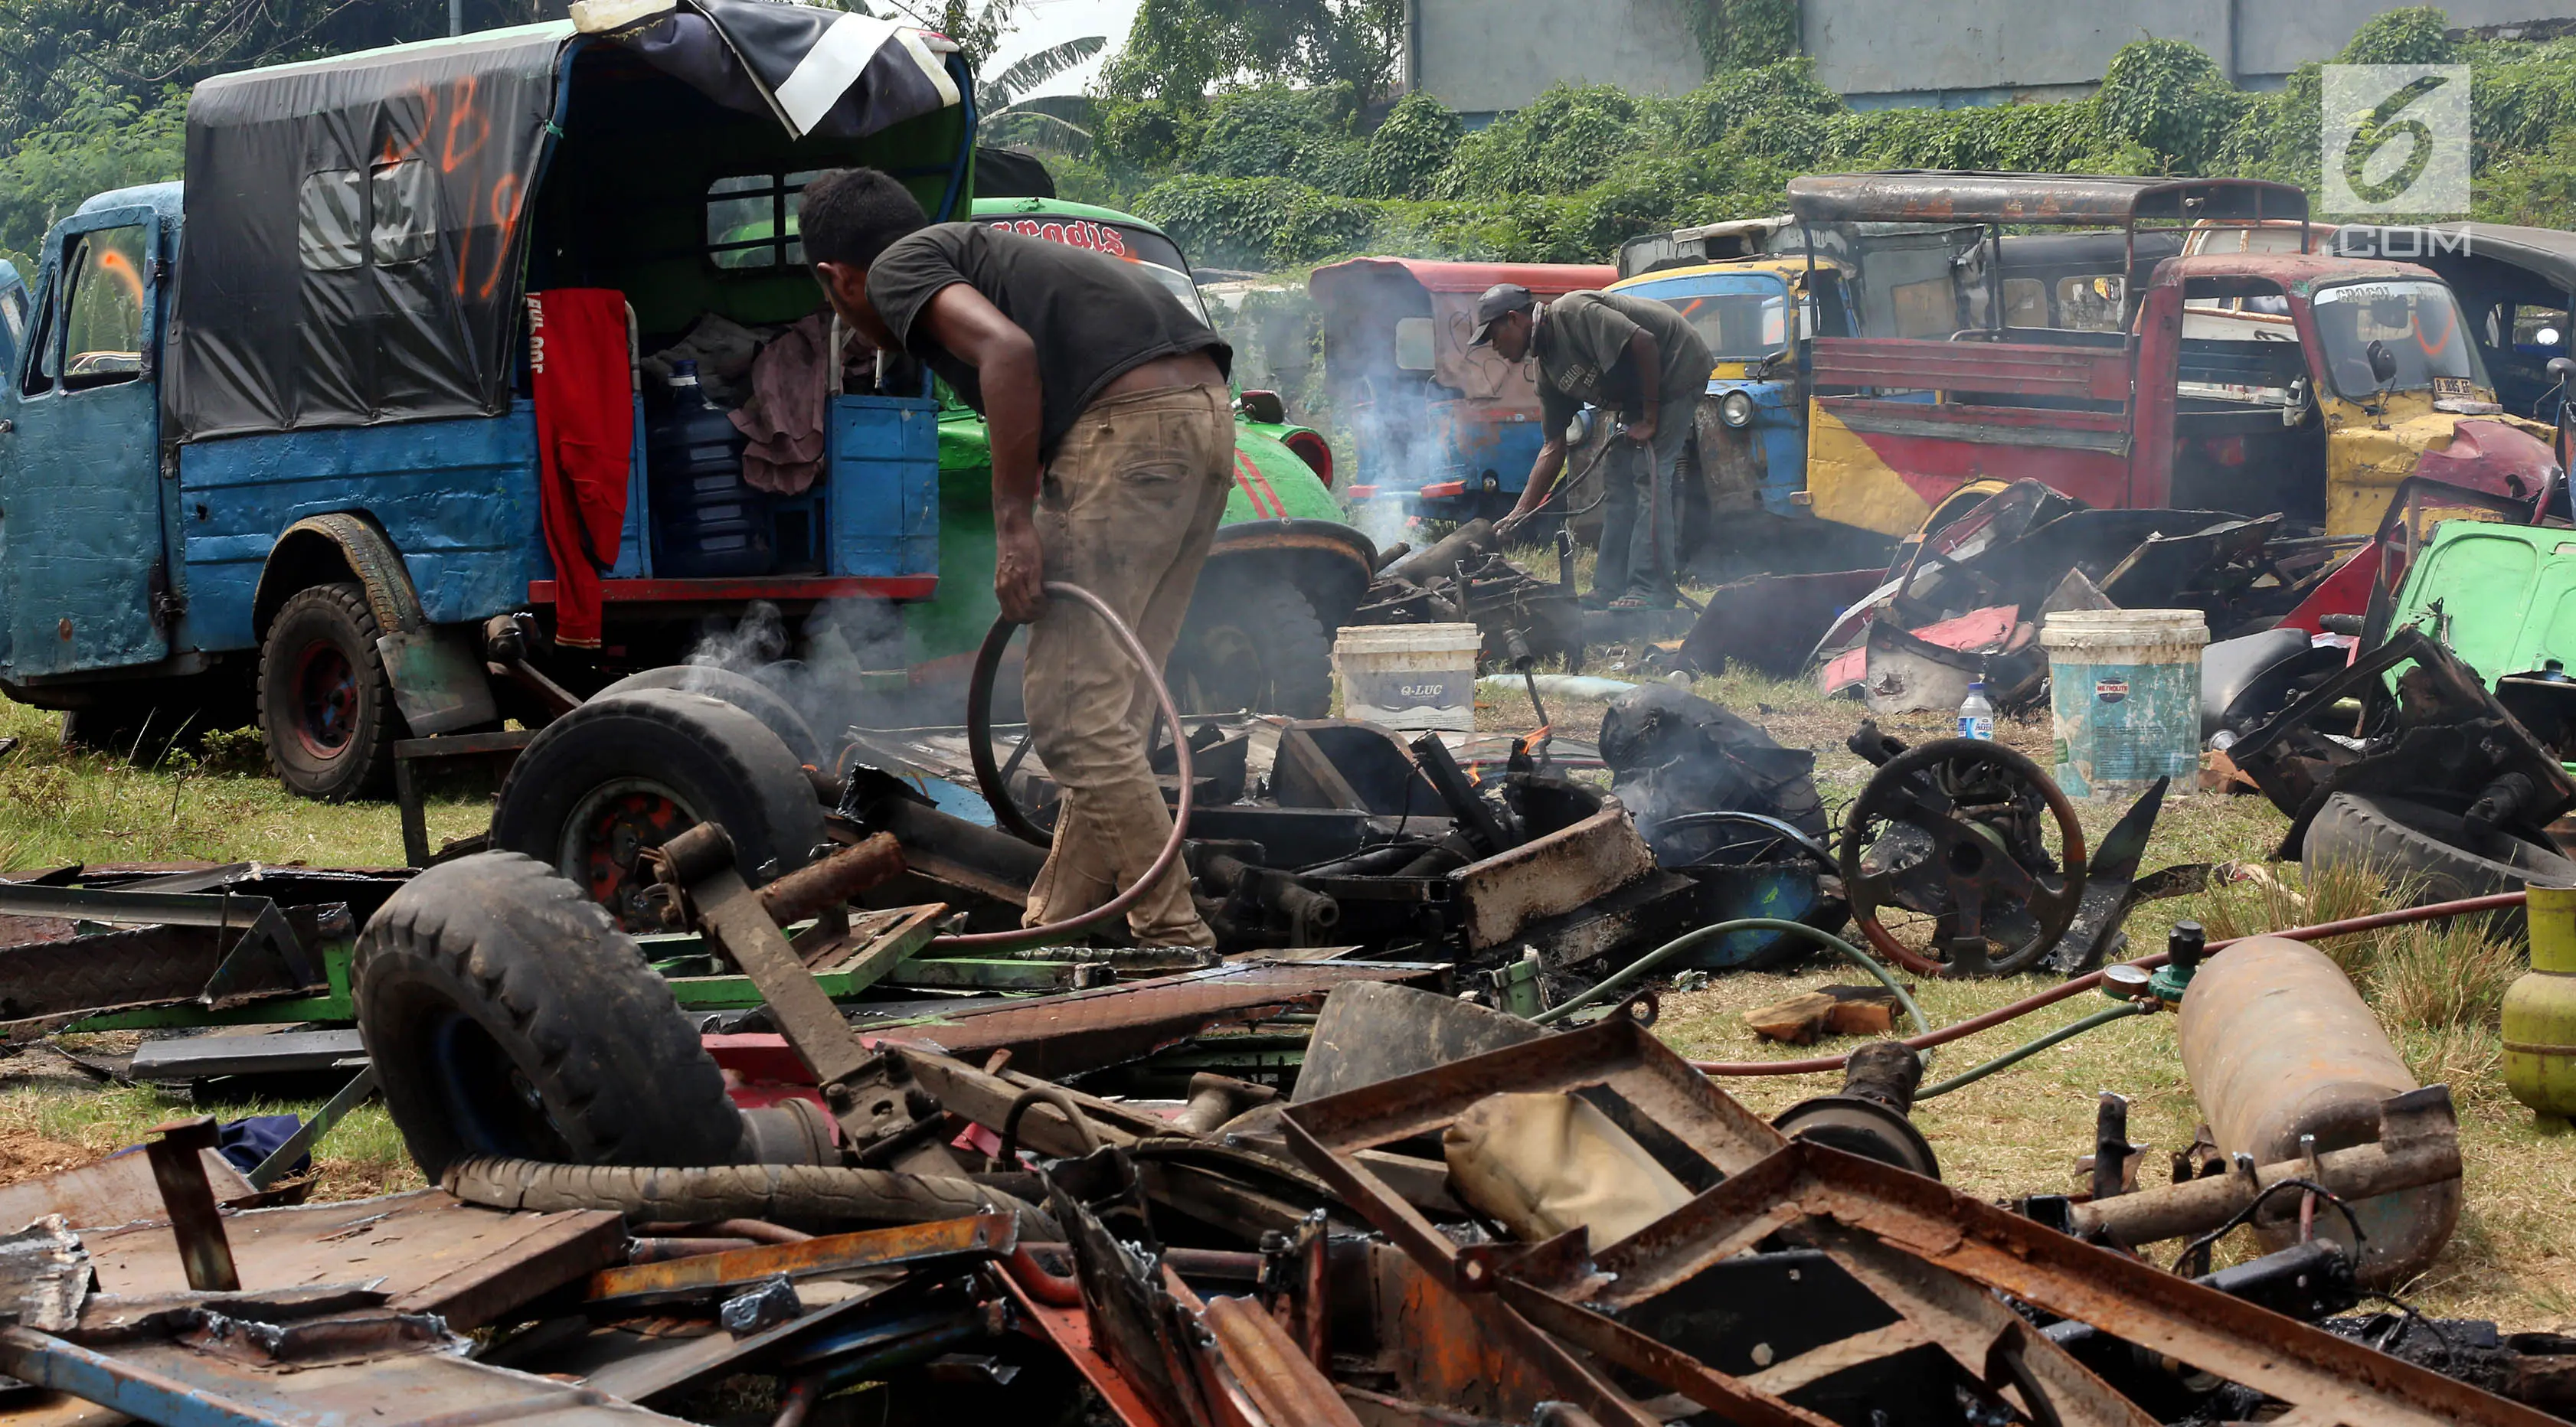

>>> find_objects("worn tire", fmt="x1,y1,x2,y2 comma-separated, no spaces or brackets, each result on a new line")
595,665,826,768
355,852,745,1181
492,688,827,929
1169,578,1332,717
258,583,404,802
2303,792,2576,932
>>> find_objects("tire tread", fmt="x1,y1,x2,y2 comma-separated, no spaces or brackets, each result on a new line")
355,851,744,1180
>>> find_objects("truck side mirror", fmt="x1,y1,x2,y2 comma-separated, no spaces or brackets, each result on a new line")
2550,356,2574,384
2368,338,2398,387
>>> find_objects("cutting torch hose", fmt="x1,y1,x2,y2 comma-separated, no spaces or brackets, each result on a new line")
936,581,1192,952
1684,889,2530,1079
1533,918,1932,1040
1908,1000,2154,1101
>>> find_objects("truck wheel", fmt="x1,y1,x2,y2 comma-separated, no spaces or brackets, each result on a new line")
2303,792,2576,935
355,851,745,1180
258,583,403,802
490,688,826,931
1169,580,1332,717
596,665,827,769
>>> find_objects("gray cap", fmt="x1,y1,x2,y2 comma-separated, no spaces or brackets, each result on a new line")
1468,282,1536,347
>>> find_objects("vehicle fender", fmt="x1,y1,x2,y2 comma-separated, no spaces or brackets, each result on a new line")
2409,415,2557,510
1201,519,1379,629
257,512,495,735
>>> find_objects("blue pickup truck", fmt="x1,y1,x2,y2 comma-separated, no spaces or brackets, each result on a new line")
0,11,983,800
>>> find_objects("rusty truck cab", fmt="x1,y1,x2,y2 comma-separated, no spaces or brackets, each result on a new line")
1790,171,2558,540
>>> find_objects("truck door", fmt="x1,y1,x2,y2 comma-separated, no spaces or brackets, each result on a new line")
0,207,167,678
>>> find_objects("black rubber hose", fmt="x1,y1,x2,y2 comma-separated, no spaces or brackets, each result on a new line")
943,580,1194,951
966,612,1054,849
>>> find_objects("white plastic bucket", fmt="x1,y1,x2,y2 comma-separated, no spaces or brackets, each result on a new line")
2040,609,2208,800
1334,623,1483,733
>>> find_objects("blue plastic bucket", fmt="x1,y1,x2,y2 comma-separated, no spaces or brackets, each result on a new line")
2041,609,2208,800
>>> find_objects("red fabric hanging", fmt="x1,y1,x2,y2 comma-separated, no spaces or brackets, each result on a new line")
529,289,636,649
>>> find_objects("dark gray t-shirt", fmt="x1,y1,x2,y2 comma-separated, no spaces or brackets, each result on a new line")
1534,289,1715,432
865,222,1231,459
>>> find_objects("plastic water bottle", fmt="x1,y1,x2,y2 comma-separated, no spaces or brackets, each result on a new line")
1957,680,1995,741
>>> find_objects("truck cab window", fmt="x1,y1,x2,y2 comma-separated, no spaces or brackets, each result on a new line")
60,226,147,390
20,275,52,396
707,170,822,269
299,170,365,271
371,161,436,265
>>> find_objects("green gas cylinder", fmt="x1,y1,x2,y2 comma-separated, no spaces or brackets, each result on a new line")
2504,883,2576,1127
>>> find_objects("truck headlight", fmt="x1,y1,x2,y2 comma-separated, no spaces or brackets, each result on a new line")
1719,390,1757,429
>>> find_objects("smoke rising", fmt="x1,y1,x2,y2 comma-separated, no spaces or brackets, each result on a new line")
679,596,913,754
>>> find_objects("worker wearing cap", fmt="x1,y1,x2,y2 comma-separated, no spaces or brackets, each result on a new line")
1484,284,1712,609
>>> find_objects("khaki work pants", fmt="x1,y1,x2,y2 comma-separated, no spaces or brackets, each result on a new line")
1021,384,1234,945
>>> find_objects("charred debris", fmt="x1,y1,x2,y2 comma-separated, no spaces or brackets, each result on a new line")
8,481,2576,1423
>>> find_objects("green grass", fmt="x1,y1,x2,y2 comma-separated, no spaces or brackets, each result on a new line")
0,700,489,870
0,1064,423,1200
0,699,472,1199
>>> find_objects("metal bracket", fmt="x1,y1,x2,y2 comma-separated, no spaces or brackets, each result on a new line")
0,883,325,1007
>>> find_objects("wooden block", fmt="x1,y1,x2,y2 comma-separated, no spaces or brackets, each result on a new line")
1746,991,1838,1045
1823,998,1895,1037
1747,985,1899,1045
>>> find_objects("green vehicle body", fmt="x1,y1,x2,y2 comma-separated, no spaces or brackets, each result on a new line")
903,198,1371,714
2391,521,2576,686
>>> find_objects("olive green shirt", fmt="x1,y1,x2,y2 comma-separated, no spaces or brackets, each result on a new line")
1532,289,1715,432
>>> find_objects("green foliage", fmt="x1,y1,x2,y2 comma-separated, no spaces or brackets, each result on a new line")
1695,0,1800,74
1100,0,1403,103
1659,60,1841,163
1097,96,1204,175
1356,91,1462,199
1134,174,1379,269
0,84,182,273
1196,85,1349,177
0,0,546,145
2339,6,2457,66
1436,83,1644,198
2094,37,2241,168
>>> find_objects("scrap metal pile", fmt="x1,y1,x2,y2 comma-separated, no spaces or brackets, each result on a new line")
12,472,2576,1422
3,792,2573,1425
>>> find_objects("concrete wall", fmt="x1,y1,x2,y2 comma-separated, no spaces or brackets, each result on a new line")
1805,0,2221,105
1806,0,2576,105
1413,1,2576,114
1407,0,1711,116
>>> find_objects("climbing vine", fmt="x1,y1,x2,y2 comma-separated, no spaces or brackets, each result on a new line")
1695,0,1800,75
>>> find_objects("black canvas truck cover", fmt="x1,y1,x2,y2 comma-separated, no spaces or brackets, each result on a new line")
170,1,966,440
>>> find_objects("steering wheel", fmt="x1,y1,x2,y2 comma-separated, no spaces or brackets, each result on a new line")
1838,738,2087,978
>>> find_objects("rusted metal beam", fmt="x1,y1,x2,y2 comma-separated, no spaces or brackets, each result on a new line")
1784,172,2306,228
1289,1008,2550,1427
143,1119,238,1293
1284,1014,1783,1190
871,960,1447,1080
1795,1221,2153,1427
583,1213,1014,1308
657,824,876,1090
758,834,906,927
2064,1126,2460,1247
1790,1141,2558,1427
